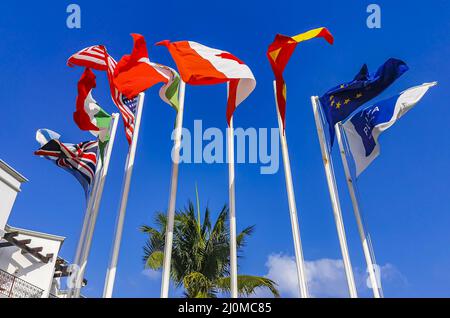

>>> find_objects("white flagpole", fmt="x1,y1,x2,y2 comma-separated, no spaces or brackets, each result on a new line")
272,81,309,298
72,113,120,298
335,122,383,298
160,81,186,298
227,116,238,298
310,96,358,298
103,93,145,298
68,164,100,298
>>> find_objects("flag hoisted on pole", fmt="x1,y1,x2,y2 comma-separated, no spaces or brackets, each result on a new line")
34,129,101,297
311,96,358,298
68,34,180,297
73,113,120,298
267,27,334,298
334,82,436,298
312,59,409,298
158,39,256,298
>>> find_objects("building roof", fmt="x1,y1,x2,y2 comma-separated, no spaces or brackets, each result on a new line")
5,225,65,243
0,159,28,183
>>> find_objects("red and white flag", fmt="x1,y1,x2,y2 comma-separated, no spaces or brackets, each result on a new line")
157,40,256,123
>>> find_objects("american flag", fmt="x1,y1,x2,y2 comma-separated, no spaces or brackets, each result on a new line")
67,45,108,71
68,45,138,144
35,137,99,195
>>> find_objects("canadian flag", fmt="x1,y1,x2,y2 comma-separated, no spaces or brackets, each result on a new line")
157,40,256,124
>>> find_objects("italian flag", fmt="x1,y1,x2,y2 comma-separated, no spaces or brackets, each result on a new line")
157,40,256,124
75,68,112,160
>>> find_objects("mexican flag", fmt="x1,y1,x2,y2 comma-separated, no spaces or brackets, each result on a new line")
75,67,112,160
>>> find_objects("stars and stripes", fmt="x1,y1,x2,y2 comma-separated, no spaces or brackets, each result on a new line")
35,129,99,195
67,45,108,71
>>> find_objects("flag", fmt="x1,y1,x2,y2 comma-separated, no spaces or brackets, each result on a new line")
319,58,409,146
68,45,139,144
113,34,169,99
157,40,256,124
35,129,99,196
75,68,112,160
67,45,108,71
341,82,436,177
69,42,180,144
267,27,334,130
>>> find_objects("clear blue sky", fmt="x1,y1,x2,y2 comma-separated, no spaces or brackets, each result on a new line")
1,0,449,297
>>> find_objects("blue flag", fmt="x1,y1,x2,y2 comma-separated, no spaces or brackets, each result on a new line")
319,58,409,146
340,82,436,177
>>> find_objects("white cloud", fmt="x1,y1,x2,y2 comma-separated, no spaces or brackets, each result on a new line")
255,254,405,298
142,269,161,281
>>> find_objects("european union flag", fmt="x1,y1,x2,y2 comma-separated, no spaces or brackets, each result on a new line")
319,58,409,147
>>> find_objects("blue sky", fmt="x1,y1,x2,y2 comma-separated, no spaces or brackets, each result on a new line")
1,0,449,297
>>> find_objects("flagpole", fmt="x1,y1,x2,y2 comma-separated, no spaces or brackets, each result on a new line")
272,81,309,298
160,81,186,298
103,93,145,298
72,113,120,298
335,122,383,298
310,96,358,298
227,116,238,298
67,164,100,298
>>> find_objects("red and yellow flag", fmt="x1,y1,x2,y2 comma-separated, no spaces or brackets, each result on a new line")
267,27,334,130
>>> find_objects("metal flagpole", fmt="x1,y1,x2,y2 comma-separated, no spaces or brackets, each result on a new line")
160,81,186,298
335,122,383,298
72,113,120,298
310,96,358,298
272,81,309,298
68,165,100,298
103,93,145,298
227,116,238,298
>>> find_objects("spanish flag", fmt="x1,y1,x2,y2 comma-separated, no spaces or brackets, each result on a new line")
267,27,334,130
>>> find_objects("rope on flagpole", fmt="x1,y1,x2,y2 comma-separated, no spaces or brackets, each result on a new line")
103,93,145,298
272,81,309,298
335,122,383,298
160,81,186,298
311,96,358,298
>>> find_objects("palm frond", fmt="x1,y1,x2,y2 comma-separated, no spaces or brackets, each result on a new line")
145,250,164,270
216,275,280,298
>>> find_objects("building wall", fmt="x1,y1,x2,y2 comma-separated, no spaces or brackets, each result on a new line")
0,161,26,231
0,231,63,298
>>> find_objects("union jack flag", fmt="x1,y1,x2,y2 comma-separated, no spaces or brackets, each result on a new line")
68,46,138,144
35,129,99,196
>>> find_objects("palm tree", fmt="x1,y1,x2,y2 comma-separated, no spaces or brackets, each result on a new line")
140,199,280,298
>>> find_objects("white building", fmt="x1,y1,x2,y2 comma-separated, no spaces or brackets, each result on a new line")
0,160,77,298
0,160,27,231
